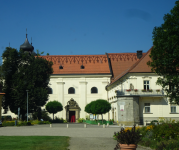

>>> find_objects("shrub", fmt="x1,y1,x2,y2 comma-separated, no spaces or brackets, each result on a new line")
2,121,15,126
152,123,179,142
78,118,85,123
114,125,142,145
86,115,90,120
155,139,179,150
17,121,32,126
32,111,51,121
63,119,67,123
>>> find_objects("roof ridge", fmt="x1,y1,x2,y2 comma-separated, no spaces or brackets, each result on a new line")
109,46,153,85
128,46,153,72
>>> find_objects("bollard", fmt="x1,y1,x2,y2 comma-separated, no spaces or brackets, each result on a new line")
15,120,17,126
50,124,52,128
98,123,100,126
67,124,68,128
84,124,87,128
107,123,109,127
103,124,105,128
144,122,146,126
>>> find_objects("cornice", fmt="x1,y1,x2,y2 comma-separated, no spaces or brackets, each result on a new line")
41,55,108,65
108,53,138,61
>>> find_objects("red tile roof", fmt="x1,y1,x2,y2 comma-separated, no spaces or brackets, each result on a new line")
41,55,111,74
109,46,153,84
40,46,153,82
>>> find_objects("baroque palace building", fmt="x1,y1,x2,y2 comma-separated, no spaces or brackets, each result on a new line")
1,34,179,125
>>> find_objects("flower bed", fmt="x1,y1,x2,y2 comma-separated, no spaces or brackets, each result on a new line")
113,122,179,149
85,120,113,125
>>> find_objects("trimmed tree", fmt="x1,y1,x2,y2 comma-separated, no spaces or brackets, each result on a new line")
1,47,53,120
147,0,179,105
85,101,96,120
90,99,111,124
45,101,63,120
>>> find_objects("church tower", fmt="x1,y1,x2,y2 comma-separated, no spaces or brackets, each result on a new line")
20,29,35,55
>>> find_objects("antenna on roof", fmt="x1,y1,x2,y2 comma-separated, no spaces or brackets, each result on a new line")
26,28,27,38
9,42,10,48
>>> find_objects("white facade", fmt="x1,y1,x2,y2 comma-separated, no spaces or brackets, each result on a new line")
107,73,179,125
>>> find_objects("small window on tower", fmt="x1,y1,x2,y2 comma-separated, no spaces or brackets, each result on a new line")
59,65,63,69
81,65,85,69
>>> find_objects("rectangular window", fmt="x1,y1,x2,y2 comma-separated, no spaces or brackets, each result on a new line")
171,104,176,113
144,81,149,90
144,103,150,113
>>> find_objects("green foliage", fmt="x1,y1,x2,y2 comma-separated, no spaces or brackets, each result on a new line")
152,123,179,142
0,136,70,150
1,47,53,120
36,49,44,56
63,119,67,123
155,139,179,150
77,118,85,123
2,121,15,126
17,121,32,126
85,115,90,120
37,121,51,124
45,101,63,120
85,101,94,114
32,110,51,121
90,99,111,115
49,116,63,123
147,0,179,105
114,125,142,150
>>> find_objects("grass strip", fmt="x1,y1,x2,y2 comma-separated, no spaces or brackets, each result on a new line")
0,136,70,150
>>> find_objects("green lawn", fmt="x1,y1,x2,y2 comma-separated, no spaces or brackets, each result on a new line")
0,136,70,150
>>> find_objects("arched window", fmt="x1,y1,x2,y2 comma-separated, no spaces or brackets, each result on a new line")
47,87,53,94
91,87,98,94
68,87,75,94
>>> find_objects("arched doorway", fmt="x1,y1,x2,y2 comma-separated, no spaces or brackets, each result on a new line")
65,98,80,123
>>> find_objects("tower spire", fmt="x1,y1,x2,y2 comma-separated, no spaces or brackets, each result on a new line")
26,28,27,38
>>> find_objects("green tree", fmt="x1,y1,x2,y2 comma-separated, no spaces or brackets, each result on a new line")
90,99,111,124
45,101,63,120
1,47,53,120
85,101,96,120
147,0,179,105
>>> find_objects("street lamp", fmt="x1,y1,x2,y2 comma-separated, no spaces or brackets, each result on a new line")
26,90,28,122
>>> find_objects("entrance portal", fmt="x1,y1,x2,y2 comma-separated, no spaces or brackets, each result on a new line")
65,98,81,122
69,111,75,122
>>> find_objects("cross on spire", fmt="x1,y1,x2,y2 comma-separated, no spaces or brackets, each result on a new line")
26,28,27,38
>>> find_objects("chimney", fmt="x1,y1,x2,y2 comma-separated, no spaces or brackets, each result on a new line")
137,50,143,59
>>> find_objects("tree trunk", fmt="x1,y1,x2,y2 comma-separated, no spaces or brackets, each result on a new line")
21,113,25,121
101,114,103,124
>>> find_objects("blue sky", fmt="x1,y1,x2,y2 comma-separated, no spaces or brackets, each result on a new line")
0,0,177,56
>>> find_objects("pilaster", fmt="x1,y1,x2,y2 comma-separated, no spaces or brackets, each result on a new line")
79,81,87,118
56,81,65,118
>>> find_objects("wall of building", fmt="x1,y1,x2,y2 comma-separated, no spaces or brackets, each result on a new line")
107,73,179,125
43,75,110,120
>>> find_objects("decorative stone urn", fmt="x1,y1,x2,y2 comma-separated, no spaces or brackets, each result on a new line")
119,144,137,150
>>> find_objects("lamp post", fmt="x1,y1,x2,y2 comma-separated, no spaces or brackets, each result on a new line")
26,90,28,122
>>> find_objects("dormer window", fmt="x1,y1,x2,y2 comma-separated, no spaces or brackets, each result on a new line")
59,65,63,69
81,65,85,69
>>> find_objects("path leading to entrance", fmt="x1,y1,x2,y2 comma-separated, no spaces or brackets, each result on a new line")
0,123,153,150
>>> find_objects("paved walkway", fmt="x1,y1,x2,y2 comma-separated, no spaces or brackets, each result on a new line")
0,123,153,150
